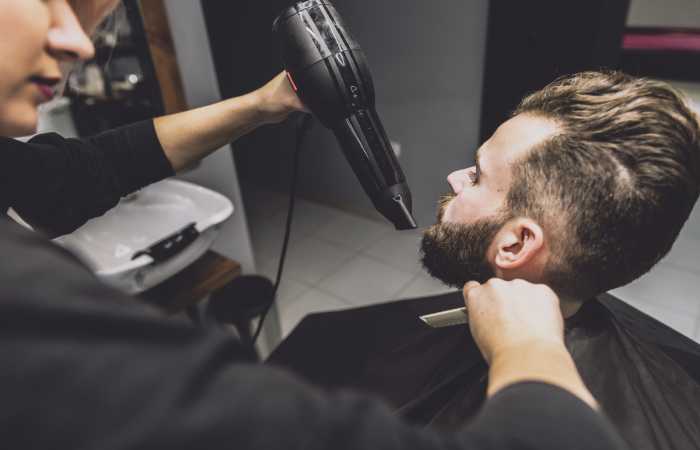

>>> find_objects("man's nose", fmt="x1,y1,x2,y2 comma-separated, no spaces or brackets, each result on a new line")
447,168,471,194
47,3,96,62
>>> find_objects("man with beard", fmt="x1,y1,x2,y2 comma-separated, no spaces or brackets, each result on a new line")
270,71,700,450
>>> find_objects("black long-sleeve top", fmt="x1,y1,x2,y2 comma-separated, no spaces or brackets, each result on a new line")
0,122,629,450
0,120,174,235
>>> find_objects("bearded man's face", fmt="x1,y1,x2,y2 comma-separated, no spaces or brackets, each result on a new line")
420,193,509,287
420,114,560,287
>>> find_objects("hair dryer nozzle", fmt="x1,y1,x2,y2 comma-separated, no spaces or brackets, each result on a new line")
382,189,418,230
393,196,418,230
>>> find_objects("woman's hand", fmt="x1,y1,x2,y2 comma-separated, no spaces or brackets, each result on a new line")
464,278,598,409
154,72,310,172
464,278,565,364
252,72,310,125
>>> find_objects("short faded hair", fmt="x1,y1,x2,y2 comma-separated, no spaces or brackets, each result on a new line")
509,71,700,297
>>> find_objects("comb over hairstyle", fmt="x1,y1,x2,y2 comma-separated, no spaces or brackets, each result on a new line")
508,71,700,297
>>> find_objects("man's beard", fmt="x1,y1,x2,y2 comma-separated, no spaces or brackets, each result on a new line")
420,194,509,288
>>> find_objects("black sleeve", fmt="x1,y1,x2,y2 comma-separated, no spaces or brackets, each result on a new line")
5,120,174,236
464,382,629,450
0,219,628,450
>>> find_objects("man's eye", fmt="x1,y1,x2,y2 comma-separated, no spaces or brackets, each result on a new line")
468,168,480,185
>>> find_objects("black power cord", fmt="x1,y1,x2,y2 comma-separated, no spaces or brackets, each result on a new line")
252,114,313,345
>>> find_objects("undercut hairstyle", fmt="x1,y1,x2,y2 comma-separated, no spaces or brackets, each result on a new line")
509,71,700,298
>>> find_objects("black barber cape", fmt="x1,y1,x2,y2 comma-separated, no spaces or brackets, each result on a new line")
0,124,627,449
269,291,700,450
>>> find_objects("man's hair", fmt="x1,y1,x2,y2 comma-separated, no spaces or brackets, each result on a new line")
508,71,700,298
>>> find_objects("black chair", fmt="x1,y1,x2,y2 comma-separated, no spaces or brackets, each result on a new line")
207,275,276,361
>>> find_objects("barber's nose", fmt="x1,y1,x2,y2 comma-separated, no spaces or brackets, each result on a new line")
47,4,96,62
447,168,471,194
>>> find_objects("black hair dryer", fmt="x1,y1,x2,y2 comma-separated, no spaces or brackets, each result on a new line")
273,0,417,230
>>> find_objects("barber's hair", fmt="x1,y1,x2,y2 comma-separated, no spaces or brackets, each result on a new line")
510,71,700,298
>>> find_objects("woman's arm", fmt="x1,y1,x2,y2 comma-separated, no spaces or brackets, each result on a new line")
7,73,302,235
7,120,172,236
154,72,306,172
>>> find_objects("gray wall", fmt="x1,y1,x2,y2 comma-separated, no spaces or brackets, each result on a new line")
628,0,700,28
164,0,256,273
667,80,700,238
626,0,700,242
293,0,489,226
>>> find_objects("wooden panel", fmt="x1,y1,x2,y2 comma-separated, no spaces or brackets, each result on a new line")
143,251,242,314
139,0,189,114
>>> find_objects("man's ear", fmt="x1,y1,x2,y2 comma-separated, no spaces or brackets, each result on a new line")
491,218,545,271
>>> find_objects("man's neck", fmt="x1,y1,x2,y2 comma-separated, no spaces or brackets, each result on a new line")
560,295,585,319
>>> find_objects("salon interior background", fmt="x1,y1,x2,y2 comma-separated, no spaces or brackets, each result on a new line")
36,0,700,346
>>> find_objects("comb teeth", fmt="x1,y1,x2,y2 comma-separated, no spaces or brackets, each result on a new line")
419,307,469,328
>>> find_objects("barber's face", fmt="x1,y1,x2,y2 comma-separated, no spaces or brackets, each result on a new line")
0,0,96,137
421,114,558,286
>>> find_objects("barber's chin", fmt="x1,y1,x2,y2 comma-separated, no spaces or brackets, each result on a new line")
0,107,39,137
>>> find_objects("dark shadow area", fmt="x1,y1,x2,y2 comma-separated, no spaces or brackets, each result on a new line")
270,292,700,450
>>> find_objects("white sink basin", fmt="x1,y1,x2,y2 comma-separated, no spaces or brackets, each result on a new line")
55,179,234,294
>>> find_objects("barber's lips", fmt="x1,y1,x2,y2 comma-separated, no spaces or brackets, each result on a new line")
29,76,60,102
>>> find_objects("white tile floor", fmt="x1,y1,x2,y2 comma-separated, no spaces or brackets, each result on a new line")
246,187,700,345
246,189,455,343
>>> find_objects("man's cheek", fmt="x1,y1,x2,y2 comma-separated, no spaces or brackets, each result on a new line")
440,200,456,223
443,199,470,224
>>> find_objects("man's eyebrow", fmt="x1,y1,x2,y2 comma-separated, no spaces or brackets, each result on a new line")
475,147,484,175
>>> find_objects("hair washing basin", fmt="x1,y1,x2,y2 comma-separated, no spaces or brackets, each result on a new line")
55,179,234,294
